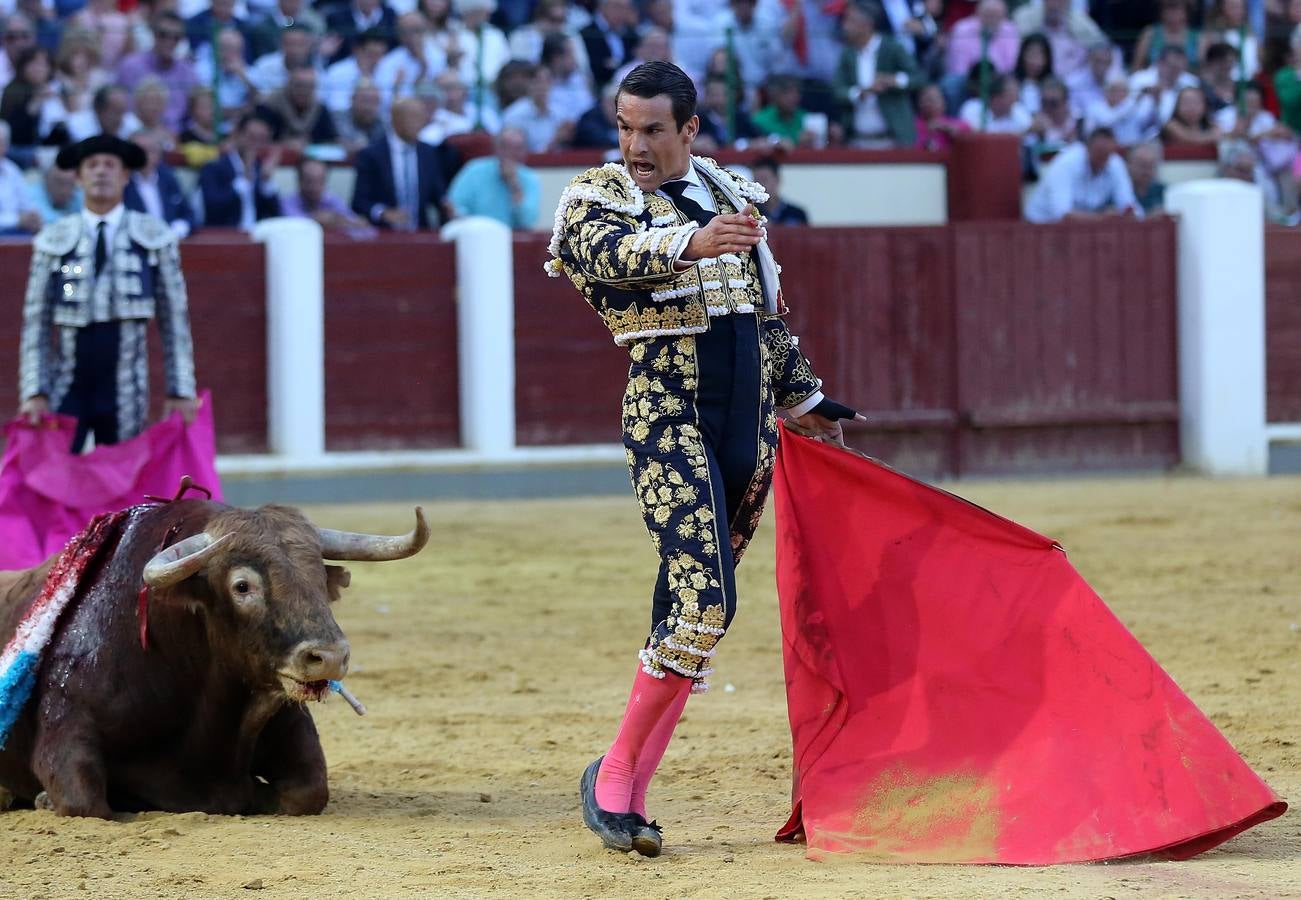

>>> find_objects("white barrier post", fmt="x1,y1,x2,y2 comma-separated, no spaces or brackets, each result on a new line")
440,216,515,457
253,217,325,461
1166,180,1267,476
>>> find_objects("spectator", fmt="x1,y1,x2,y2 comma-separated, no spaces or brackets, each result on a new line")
1,16,35,92
877,0,940,60
776,0,849,83
1085,75,1153,146
1,46,64,154
944,0,1020,110
543,30,592,119
1024,127,1142,222
324,0,398,67
1066,41,1121,114
248,0,327,61
1025,75,1079,153
351,95,447,230
186,0,249,58
258,65,338,148
1011,0,1104,79
750,154,808,224
179,86,221,146
1013,33,1054,114
26,161,82,224
252,23,324,97
117,13,198,133
611,26,672,88
1161,85,1221,142
572,79,617,148
695,75,753,150
1274,26,1301,132
132,76,175,146
1219,138,1290,220
493,57,534,114
914,81,970,149
1200,41,1242,112
198,109,283,228
125,127,195,238
0,121,41,233
422,68,499,142
16,0,60,57
711,0,784,100
375,12,441,103
959,72,1032,134
445,0,510,88
834,0,922,147
501,63,574,152
1134,0,1205,73
1207,0,1259,79
580,0,638,88
1130,45,1199,134
446,125,538,227
510,0,591,76
282,157,371,231
1127,141,1166,213
65,83,142,141
66,1,131,73
53,29,108,119
323,27,388,113
751,72,812,147
336,77,386,150
1216,80,1299,216
194,27,256,123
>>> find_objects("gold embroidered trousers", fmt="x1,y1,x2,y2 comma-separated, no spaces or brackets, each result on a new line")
623,313,779,691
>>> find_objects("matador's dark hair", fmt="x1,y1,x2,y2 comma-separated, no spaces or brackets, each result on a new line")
617,61,697,131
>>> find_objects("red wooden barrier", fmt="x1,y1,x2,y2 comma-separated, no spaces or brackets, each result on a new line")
323,235,460,450
1265,227,1301,424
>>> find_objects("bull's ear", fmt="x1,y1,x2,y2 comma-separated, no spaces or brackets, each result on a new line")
325,564,351,603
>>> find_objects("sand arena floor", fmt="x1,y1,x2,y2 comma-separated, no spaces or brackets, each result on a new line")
1,474,1298,899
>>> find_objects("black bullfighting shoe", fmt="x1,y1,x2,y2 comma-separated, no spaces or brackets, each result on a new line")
630,814,663,858
580,757,639,852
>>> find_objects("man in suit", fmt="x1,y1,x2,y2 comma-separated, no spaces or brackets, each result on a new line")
834,0,924,147
18,135,197,452
124,129,196,239
579,0,639,89
323,0,397,66
351,96,447,230
197,111,284,229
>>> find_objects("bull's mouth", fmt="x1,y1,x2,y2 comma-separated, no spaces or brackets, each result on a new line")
278,674,330,702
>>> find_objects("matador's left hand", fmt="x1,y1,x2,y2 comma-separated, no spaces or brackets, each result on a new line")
163,397,199,425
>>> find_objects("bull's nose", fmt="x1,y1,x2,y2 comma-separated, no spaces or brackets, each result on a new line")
291,639,350,681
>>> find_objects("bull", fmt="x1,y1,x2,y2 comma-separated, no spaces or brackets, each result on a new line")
0,496,428,818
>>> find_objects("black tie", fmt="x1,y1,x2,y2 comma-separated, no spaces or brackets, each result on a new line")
661,180,716,228
94,221,107,277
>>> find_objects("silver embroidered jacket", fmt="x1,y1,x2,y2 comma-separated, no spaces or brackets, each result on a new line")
546,157,822,410
19,210,197,408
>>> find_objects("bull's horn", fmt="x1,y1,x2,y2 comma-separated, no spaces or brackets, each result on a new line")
143,532,232,588
316,507,430,562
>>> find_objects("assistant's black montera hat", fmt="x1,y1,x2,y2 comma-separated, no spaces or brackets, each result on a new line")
55,135,147,172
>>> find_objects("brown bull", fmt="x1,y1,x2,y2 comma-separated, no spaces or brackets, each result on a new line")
0,498,428,818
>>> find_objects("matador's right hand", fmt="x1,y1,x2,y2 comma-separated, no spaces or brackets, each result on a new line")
19,395,49,426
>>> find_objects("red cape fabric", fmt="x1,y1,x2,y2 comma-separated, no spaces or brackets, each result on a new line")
772,429,1286,864
0,391,222,571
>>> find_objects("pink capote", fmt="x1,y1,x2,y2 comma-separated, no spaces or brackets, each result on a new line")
0,391,222,571
772,428,1286,863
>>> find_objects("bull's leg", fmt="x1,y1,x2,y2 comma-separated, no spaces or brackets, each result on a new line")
31,725,112,819
251,704,330,815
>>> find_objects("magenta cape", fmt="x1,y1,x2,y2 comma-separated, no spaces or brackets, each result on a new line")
772,430,1285,864
0,392,222,571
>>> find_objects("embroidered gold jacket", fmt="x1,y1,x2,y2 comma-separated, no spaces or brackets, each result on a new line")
546,158,822,410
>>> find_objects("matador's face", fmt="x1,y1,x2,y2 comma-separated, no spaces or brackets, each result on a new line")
616,92,698,193
76,153,129,208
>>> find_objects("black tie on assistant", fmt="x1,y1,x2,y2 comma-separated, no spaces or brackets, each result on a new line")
94,221,107,277
660,180,716,228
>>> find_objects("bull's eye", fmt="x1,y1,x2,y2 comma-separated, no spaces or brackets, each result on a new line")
227,567,264,607
234,579,251,595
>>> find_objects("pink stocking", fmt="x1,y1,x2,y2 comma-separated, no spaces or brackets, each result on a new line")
594,666,693,814
628,685,690,819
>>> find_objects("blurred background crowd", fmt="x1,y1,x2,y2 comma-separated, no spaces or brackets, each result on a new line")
3,0,1300,233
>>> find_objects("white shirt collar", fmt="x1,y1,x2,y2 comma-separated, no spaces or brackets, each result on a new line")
82,204,125,231
663,159,702,190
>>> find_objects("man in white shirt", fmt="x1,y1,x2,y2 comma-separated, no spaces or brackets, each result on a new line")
501,63,575,152
0,121,40,234
960,74,1034,135
1128,45,1199,140
65,85,144,143
1024,127,1142,223
374,11,445,104
249,23,322,95
323,27,388,113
